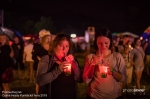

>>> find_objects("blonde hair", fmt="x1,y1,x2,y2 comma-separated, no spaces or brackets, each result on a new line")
40,35,51,45
0,34,10,45
39,29,51,38
40,35,52,54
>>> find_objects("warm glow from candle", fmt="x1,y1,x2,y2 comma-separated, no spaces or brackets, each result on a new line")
140,36,143,40
64,63,71,76
67,65,71,72
129,45,131,48
104,66,108,73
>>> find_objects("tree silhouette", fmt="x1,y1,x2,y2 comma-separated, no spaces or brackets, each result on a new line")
34,16,56,34
3,11,57,35
21,19,35,35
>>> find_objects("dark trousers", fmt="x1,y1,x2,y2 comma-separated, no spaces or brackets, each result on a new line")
14,58,25,70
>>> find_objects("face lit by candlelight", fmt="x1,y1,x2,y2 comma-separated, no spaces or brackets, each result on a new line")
97,36,110,52
55,39,69,58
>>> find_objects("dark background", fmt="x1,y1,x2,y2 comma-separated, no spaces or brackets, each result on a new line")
0,0,150,36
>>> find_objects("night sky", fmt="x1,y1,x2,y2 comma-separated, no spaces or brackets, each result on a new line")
0,0,150,36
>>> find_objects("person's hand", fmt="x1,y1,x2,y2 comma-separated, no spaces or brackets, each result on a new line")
37,56,41,60
65,54,74,62
91,55,103,65
10,51,14,58
107,65,117,75
58,61,69,71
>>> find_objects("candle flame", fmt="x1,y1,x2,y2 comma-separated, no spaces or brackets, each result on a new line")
103,66,108,73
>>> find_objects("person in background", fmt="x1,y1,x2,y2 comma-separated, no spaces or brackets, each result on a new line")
143,36,150,76
36,33,82,99
31,36,39,51
112,36,120,52
23,39,34,83
83,27,126,99
32,29,52,95
118,35,123,45
12,36,25,80
0,34,14,99
130,38,145,95
117,35,133,95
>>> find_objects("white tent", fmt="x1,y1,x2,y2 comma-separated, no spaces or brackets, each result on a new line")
121,32,139,38
112,31,139,38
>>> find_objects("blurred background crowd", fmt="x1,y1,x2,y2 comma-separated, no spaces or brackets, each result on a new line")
0,26,150,99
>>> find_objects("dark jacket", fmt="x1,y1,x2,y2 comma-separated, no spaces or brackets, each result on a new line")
32,43,49,70
11,42,24,59
0,44,14,74
36,55,83,99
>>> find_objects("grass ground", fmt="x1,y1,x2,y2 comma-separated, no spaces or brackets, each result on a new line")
4,52,150,99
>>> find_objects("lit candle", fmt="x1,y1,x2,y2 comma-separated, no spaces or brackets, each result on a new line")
104,66,108,73
101,66,108,78
99,50,108,78
64,63,71,76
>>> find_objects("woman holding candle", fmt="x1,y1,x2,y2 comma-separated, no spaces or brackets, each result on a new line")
36,33,82,99
83,27,126,99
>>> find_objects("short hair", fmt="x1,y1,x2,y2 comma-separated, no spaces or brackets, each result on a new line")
51,33,72,55
94,27,112,50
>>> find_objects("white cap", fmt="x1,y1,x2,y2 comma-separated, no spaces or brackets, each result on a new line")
39,29,51,38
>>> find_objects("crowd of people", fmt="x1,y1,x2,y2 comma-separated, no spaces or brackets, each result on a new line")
0,27,150,99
